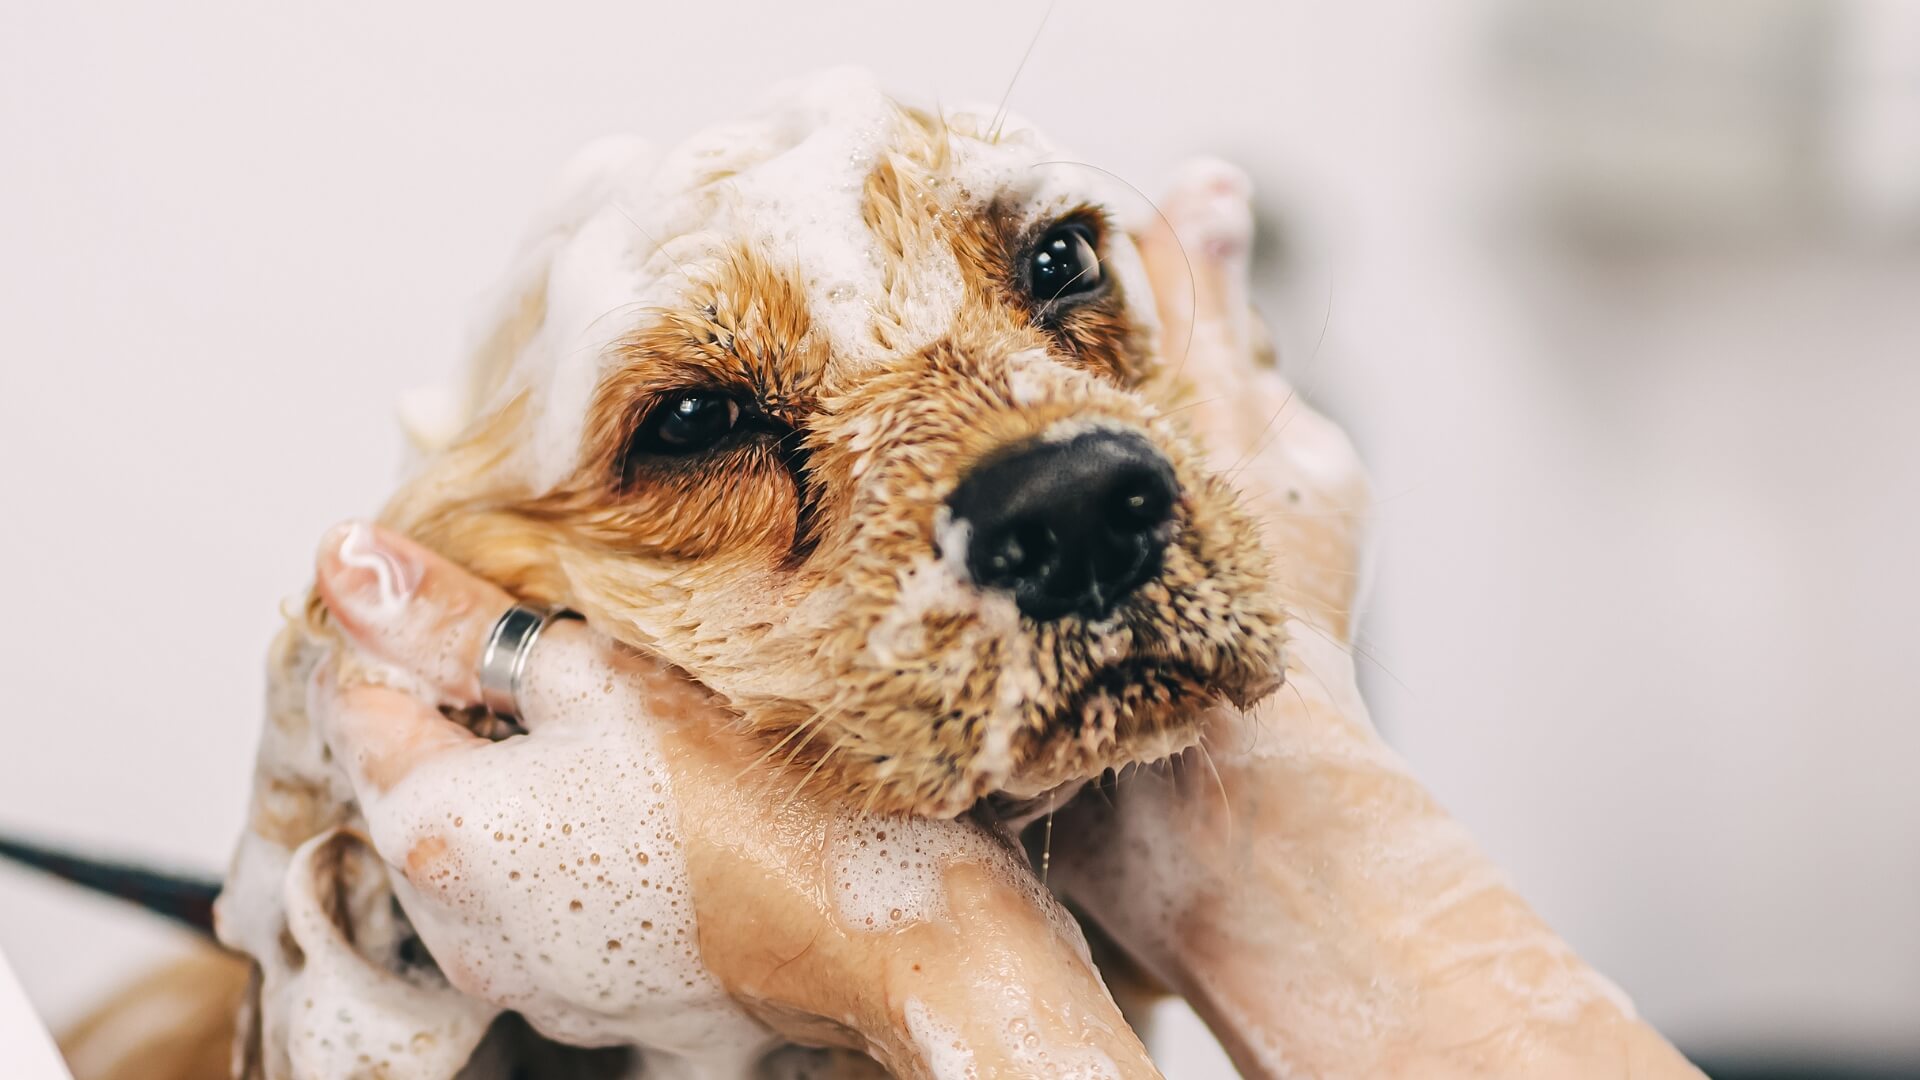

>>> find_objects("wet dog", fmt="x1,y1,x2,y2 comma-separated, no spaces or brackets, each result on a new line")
119,68,1293,1078
373,68,1287,818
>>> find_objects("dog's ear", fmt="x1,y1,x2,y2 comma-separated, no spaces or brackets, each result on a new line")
398,136,656,456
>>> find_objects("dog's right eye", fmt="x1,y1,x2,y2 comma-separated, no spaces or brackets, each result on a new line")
632,390,743,455
1026,220,1103,304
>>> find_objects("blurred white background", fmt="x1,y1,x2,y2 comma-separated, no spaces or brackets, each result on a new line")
2,1,1916,1075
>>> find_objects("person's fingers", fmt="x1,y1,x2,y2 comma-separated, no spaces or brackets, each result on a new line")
315,521,515,707
309,654,484,799
1160,158,1254,322
1136,212,1197,372
279,828,500,1078
1134,161,1371,639
1136,158,1312,478
1138,159,1260,369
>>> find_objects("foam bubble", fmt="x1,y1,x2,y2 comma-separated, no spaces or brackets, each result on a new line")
904,997,977,1080
827,812,1004,932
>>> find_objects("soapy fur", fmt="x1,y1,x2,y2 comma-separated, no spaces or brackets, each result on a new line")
215,69,1289,1078
378,71,1285,815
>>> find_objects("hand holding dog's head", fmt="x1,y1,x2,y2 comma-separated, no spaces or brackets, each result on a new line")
384,69,1286,815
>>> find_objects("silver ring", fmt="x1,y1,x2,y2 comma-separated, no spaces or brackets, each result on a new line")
477,605,576,722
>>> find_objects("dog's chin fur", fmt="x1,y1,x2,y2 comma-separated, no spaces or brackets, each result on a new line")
379,69,1287,816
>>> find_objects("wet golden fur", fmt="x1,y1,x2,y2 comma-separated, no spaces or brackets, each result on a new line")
380,103,1285,816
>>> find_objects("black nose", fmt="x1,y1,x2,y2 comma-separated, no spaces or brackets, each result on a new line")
944,431,1179,622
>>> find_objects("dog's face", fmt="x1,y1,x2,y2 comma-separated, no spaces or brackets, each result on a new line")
387,70,1285,815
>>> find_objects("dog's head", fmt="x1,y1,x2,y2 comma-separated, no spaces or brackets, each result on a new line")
386,70,1285,815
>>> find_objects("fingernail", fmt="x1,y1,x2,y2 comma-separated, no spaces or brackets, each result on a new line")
326,521,423,614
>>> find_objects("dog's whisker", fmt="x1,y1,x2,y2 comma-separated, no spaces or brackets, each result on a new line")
988,0,1056,144
1040,800,1057,886
858,778,887,820
1223,315,1349,487
782,735,849,813
768,697,856,778
1195,737,1233,848
1154,394,1224,420
730,690,854,785
1238,704,1262,757
572,283,683,346
1222,387,1298,479
1289,615,1410,694
733,720,817,783
1031,160,1199,398
1306,279,1335,368
610,199,695,283
1056,255,1101,296
1283,673,1318,728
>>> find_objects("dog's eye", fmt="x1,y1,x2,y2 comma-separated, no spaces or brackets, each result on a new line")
1027,221,1102,302
634,391,743,455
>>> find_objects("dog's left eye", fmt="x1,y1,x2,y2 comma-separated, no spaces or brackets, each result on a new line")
633,390,744,455
1027,221,1103,302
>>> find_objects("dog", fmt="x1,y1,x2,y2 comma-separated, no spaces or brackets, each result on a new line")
52,68,1296,1078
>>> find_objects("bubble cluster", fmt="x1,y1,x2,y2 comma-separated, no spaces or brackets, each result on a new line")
904,997,977,1080
826,810,1052,937
359,630,774,1068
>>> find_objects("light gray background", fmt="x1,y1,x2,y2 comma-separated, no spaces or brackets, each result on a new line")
3,0,1917,1074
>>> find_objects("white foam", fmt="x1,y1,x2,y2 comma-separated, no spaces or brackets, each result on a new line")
280,831,498,1080
826,812,1012,933
470,67,1154,493
904,998,977,1080
347,630,776,1072
976,982,1124,1079
335,521,419,617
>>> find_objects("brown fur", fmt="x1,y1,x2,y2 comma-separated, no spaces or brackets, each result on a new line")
380,98,1285,816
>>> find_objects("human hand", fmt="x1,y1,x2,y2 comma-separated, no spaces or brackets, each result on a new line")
1050,160,1703,1079
309,522,1158,1078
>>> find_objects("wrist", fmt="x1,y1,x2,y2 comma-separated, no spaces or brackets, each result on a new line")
1127,705,1699,1079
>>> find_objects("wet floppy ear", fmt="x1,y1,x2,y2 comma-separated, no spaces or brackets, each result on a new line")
399,136,657,455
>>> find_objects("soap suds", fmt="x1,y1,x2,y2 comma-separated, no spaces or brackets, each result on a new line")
904,998,976,1080
351,631,777,1073
474,67,1144,495
280,830,497,1080
335,522,420,616
826,812,1016,933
